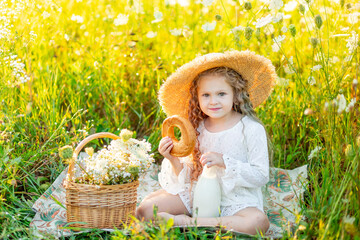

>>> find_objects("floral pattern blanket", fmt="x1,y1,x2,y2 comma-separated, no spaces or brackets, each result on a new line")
30,155,308,239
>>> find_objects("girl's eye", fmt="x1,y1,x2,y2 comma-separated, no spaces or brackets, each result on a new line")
219,92,226,96
202,93,209,97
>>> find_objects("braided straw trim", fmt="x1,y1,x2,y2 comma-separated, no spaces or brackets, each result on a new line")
65,132,139,229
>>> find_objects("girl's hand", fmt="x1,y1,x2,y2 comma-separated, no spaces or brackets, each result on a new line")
200,152,225,168
158,136,178,162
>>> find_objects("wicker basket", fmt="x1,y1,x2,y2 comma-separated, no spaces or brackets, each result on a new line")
64,132,139,229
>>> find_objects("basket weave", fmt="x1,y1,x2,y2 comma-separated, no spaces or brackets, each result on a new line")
65,132,139,229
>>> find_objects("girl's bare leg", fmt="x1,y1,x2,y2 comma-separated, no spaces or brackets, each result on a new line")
136,189,190,221
157,207,269,235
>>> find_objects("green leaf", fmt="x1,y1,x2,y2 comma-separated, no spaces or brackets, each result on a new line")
50,195,67,209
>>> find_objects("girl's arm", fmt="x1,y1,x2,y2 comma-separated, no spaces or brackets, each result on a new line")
158,136,192,195
167,156,184,176
220,123,269,194
158,157,192,195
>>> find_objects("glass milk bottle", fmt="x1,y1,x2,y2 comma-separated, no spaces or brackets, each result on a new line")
192,165,221,218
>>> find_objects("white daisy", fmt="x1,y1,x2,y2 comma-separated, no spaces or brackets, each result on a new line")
202,21,216,31
254,14,273,28
114,14,129,26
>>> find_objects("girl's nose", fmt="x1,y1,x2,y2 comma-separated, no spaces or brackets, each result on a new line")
209,96,218,104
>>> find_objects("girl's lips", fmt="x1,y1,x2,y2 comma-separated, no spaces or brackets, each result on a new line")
209,108,221,111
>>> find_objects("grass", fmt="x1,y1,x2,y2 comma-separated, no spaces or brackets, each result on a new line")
0,0,359,239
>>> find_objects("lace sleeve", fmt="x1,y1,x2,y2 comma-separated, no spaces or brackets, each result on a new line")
220,123,269,194
158,157,191,195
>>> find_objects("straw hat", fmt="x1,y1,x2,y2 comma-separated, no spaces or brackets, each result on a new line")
158,50,277,118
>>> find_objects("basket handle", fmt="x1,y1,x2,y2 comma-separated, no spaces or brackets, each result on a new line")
67,132,121,180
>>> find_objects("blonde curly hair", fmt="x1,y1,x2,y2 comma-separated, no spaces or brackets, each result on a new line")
188,66,273,181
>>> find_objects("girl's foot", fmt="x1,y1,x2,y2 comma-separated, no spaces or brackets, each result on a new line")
157,212,193,226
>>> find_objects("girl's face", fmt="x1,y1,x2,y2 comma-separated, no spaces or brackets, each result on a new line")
197,74,234,121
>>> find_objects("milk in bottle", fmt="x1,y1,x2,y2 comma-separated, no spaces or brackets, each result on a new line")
192,165,221,218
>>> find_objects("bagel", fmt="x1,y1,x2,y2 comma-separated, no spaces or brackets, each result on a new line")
162,115,196,157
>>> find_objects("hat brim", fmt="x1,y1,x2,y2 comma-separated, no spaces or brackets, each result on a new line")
159,50,277,118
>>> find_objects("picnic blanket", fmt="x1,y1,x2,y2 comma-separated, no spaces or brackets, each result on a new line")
30,153,308,238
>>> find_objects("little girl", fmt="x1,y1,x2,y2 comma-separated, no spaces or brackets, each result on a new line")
136,50,276,235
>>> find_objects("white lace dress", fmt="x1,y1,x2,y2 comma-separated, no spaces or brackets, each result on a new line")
158,115,269,216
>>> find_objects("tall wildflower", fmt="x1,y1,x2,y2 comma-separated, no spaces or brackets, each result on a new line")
284,1,298,12
347,12,360,24
151,10,163,23
245,27,254,40
343,215,358,236
310,37,318,48
345,98,356,112
29,31,37,42
254,14,273,28
264,24,275,35
345,31,359,54
59,146,74,164
71,14,84,24
114,14,129,26
311,65,322,71
308,146,322,160
129,0,144,13
215,15,222,21
272,43,280,52
269,0,284,10
289,24,296,37
0,1,31,86
314,14,323,29
244,1,252,10
202,21,216,32
146,31,157,38
307,76,316,85
298,4,306,14
272,35,285,52
272,13,283,23
2,54,31,85
170,28,182,36
336,94,347,114
41,11,51,19
201,0,215,7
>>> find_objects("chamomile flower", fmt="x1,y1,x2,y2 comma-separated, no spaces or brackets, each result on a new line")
308,146,322,160
202,21,216,31
269,0,283,11
152,10,163,23
71,14,84,24
284,64,295,74
41,11,51,19
254,14,273,28
272,13,283,23
146,31,157,38
345,31,358,54
307,76,316,85
311,65,322,71
170,28,182,36
114,14,129,26
272,42,281,52
274,35,286,43
345,98,356,112
202,0,215,7
284,1,298,12
336,94,347,113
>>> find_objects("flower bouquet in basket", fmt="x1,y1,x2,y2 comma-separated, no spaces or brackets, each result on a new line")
59,129,154,229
